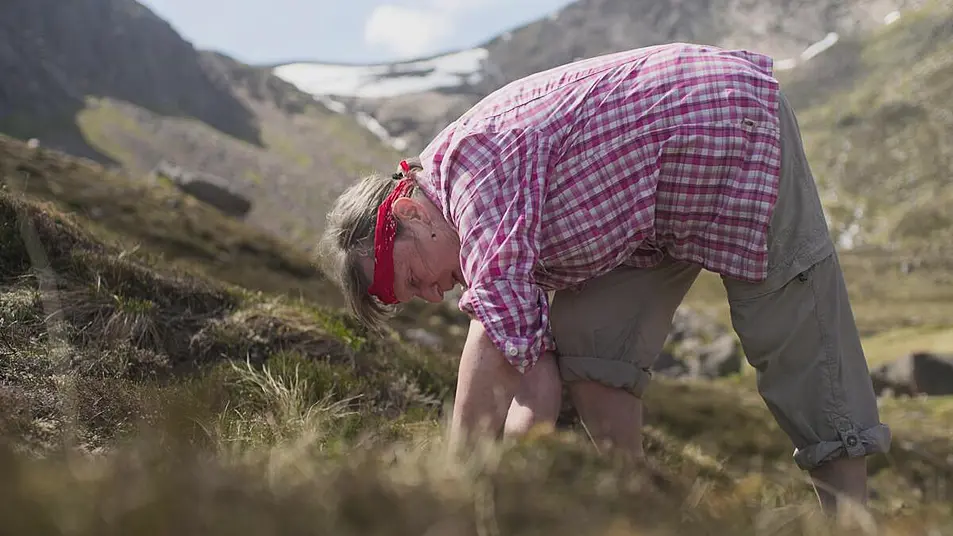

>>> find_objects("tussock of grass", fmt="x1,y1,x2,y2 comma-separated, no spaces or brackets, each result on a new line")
0,183,452,455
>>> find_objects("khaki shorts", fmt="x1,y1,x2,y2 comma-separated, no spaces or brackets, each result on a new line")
548,91,891,471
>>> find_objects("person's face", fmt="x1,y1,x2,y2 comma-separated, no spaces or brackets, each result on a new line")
366,193,465,303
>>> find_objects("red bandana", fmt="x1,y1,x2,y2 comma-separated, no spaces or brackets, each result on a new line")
368,161,414,304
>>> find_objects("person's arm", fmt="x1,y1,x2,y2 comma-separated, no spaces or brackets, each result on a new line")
448,319,523,452
439,131,557,452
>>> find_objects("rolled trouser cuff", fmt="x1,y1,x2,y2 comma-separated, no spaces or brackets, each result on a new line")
558,354,652,398
793,422,892,471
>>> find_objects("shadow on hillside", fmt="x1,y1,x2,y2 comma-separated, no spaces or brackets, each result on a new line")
0,104,120,169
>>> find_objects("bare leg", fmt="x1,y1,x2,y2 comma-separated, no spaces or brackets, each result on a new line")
568,380,644,460
503,351,562,437
809,457,868,516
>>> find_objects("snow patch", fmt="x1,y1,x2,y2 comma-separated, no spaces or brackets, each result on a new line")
274,48,487,151
773,58,798,71
800,32,839,62
317,96,346,114
773,32,840,71
356,112,409,152
273,48,488,99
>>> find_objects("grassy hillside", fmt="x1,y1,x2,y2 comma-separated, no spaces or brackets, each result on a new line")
0,0,405,255
1,132,952,536
0,134,470,351
778,0,953,252
72,59,402,250
0,133,339,306
683,1,953,366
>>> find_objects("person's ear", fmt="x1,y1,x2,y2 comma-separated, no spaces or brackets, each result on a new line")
392,197,430,225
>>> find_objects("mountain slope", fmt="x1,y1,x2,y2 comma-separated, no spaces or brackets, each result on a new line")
0,0,402,253
672,1,953,358
272,0,953,349
775,0,953,251
273,0,923,153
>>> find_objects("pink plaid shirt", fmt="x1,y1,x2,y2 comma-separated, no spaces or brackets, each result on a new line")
416,43,782,373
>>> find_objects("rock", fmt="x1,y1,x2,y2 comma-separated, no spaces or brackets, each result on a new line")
871,352,953,397
651,350,689,378
152,160,252,218
660,307,743,380
696,334,744,378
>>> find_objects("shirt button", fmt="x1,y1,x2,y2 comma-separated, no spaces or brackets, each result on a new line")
507,345,519,357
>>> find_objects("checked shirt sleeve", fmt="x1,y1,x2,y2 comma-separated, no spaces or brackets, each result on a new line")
445,130,556,374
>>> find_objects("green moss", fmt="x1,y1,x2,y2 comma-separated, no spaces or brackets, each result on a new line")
314,309,368,352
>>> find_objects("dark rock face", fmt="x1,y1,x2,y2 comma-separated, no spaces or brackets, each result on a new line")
152,161,252,219
871,352,953,397
0,0,261,160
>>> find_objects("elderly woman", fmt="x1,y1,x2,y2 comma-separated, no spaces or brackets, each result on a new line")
317,42,890,514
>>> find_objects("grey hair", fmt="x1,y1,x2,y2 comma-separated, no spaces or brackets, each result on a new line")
316,158,423,332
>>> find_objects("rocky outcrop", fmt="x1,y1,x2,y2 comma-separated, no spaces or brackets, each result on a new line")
152,161,252,219
871,352,953,397
652,308,745,380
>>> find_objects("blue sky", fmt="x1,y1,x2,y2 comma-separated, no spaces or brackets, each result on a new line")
139,0,574,65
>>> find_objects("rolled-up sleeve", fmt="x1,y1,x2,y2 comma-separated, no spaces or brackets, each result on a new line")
442,129,555,373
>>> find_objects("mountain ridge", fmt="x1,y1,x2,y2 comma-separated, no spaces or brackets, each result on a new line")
271,0,926,154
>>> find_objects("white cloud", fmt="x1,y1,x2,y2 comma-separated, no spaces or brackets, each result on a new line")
364,0,503,60
364,5,452,60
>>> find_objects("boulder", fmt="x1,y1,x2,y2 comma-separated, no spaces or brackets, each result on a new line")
651,350,689,378
695,333,743,379
152,160,252,219
871,352,953,397
661,307,745,380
